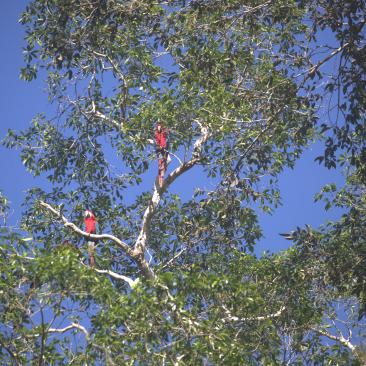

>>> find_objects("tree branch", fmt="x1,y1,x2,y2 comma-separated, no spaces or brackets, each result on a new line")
232,104,287,177
48,322,89,339
132,123,210,276
29,320,116,363
222,306,285,323
90,100,123,130
159,247,188,271
38,123,210,282
312,327,356,353
39,201,132,255
69,98,122,130
39,200,155,280
0,338,21,366
303,18,366,81
91,49,128,120
304,42,350,81
94,268,140,288
45,321,116,364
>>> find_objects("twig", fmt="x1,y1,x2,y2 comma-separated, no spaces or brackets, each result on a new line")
0,338,21,366
159,247,187,270
38,306,45,366
167,151,183,165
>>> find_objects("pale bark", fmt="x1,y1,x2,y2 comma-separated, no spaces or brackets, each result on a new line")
94,268,140,288
312,327,357,354
39,201,132,255
39,201,154,279
222,305,285,323
133,123,210,267
39,123,210,281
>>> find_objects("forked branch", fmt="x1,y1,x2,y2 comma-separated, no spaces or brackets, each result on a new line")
312,327,356,354
132,123,210,261
39,201,154,279
39,201,131,254
39,123,210,281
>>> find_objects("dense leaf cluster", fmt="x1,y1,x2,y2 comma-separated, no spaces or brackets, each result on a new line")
1,0,366,364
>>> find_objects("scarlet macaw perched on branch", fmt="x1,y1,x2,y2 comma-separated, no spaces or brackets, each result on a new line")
155,122,169,187
84,210,96,267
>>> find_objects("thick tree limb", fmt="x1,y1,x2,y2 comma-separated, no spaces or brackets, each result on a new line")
132,123,210,266
39,201,154,279
39,201,132,255
39,123,210,281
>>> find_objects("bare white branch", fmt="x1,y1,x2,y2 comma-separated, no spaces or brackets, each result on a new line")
39,201,132,255
222,306,285,323
48,322,89,339
133,123,211,264
39,200,156,280
69,98,122,130
312,327,356,353
94,268,140,288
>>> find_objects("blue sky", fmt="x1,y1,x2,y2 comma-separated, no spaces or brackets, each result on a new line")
0,1,345,255
0,2,51,220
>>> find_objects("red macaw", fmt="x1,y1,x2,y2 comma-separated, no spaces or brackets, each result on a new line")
84,210,96,267
155,122,169,187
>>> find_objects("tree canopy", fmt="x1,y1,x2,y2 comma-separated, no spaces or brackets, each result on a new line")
1,0,366,364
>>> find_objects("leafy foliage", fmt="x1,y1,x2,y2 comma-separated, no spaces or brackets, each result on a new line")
1,0,366,364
